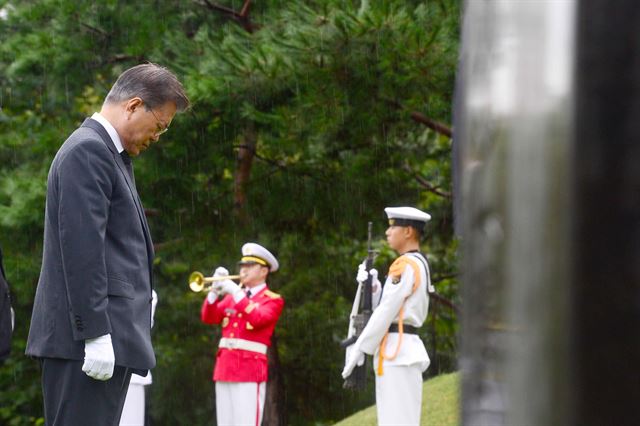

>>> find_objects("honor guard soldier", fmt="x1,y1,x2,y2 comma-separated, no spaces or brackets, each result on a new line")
342,207,434,426
201,243,284,426
120,290,157,426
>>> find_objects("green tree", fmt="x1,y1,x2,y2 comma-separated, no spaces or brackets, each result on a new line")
0,1,459,424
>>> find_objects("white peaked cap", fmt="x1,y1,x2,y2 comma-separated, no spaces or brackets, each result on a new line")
384,206,432,224
239,242,279,272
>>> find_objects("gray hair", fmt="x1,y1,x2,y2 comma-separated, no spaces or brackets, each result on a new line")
104,63,190,112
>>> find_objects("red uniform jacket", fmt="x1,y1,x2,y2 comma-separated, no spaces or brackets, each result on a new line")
201,286,284,382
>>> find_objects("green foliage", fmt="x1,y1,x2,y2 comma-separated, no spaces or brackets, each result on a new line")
0,0,460,424
0,334,44,425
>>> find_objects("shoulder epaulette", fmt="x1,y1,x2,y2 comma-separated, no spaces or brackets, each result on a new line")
388,256,409,277
264,289,281,299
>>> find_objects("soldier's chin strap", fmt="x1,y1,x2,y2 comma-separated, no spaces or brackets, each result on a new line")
376,256,422,376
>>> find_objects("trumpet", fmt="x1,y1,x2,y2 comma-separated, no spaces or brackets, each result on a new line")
188,271,241,293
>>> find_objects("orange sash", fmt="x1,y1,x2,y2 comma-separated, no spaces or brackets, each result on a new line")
377,256,422,375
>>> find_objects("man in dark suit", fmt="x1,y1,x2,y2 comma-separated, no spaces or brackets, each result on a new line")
26,63,189,425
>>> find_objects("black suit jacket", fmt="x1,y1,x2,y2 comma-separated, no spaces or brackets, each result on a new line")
26,118,155,371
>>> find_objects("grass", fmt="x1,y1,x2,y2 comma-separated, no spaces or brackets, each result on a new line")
334,371,460,426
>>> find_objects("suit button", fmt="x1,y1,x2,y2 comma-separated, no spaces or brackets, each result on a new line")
230,333,234,337
238,313,243,318
233,323,238,328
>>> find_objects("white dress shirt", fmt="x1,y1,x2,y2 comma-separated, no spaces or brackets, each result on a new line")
233,282,266,303
91,112,125,153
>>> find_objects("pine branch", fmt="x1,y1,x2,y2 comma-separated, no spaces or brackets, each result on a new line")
105,54,146,64
239,0,251,16
431,274,460,313
383,97,453,138
144,208,160,217
233,144,330,182
197,0,257,33
409,111,452,138
80,22,109,38
430,292,460,313
153,238,184,252
402,162,452,199
432,272,458,283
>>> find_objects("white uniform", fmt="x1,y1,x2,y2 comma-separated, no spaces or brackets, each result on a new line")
120,290,157,426
352,252,432,426
119,371,151,426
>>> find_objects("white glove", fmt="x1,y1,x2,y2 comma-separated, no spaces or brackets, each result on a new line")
356,262,368,283
207,267,229,303
214,279,242,297
82,333,115,381
151,290,158,328
341,347,365,379
206,287,219,304
370,268,380,293
213,266,229,277
356,262,380,293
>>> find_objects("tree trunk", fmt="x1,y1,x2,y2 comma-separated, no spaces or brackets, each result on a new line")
234,125,256,220
261,333,285,425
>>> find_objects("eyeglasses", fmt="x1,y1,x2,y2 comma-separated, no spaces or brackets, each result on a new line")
148,108,170,136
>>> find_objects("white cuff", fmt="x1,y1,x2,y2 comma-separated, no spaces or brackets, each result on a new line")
86,333,112,345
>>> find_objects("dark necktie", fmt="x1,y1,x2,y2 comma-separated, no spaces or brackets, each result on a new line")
246,289,252,298
120,151,135,187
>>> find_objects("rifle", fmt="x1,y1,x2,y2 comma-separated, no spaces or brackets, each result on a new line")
341,222,376,390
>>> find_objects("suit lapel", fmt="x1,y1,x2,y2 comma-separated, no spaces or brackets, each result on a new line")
80,118,155,279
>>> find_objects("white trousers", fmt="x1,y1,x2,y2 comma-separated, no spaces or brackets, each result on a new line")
119,384,145,426
375,364,423,426
215,381,266,426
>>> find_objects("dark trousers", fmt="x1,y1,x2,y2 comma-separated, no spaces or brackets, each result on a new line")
41,358,132,426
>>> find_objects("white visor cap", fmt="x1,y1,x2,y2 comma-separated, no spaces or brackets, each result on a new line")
384,206,431,228
238,242,279,272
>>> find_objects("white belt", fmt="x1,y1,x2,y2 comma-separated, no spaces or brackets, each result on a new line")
219,337,267,355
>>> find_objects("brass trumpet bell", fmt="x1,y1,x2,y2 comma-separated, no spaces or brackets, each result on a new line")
188,271,241,292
